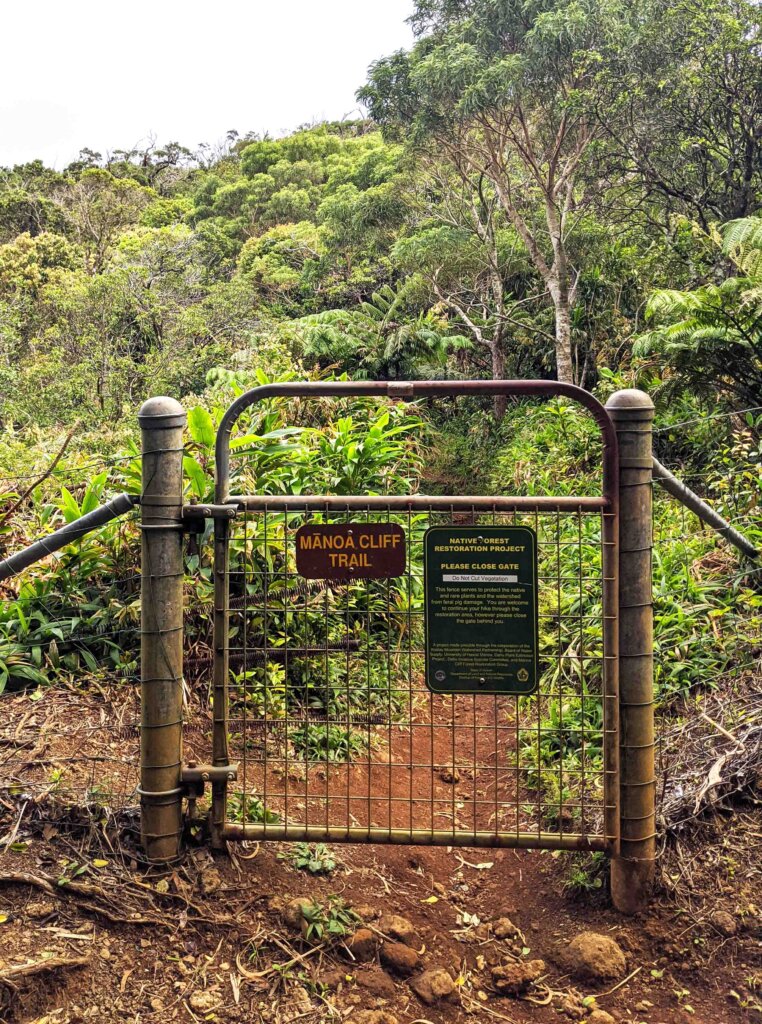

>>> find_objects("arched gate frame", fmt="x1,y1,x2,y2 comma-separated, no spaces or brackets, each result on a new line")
204,380,621,858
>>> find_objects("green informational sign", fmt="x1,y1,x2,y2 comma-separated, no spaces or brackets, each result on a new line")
424,526,539,695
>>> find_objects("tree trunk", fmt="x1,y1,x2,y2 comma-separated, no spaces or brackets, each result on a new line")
490,341,507,421
553,290,574,385
545,198,575,385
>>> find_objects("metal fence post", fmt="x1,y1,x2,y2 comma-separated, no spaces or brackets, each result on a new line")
605,389,656,913
138,397,186,863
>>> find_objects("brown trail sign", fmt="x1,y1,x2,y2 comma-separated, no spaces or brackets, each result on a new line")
295,522,406,579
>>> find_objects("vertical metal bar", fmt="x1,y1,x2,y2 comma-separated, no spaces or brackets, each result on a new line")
606,389,655,914
211,513,231,846
139,397,186,863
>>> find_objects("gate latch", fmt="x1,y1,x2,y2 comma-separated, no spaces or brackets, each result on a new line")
181,761,238,798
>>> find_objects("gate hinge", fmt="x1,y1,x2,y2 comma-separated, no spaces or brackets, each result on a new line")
181,762,238,797
182,504,238,533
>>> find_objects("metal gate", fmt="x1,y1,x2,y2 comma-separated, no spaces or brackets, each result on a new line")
205,381,619,853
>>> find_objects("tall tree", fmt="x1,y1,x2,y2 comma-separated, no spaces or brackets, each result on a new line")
359,0,628,384
599,0,762,229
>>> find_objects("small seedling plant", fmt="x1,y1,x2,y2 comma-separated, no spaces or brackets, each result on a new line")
279,841,337,875
301,897,359,944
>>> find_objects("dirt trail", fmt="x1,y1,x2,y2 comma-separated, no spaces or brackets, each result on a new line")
1,687,759,1024
225,691,603,841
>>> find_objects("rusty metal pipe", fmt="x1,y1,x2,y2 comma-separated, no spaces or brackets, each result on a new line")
138,397,186,863
0,493,135,583
214,380,618,503
652,457,758,559
228,494,609,512
221,822,608,852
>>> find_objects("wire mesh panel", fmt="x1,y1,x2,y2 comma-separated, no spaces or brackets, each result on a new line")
210,381,619,853
217,503,612,850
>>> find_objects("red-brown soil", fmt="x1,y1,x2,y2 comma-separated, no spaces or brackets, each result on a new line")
1,685,760,1024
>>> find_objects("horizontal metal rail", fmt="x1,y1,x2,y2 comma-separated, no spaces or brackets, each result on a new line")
229,494,609,512
652,457,758,559
222,823,609,851
0,493,136,583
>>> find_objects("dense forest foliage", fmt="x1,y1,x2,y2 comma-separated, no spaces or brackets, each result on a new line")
0,0,760,746
0,0,760,439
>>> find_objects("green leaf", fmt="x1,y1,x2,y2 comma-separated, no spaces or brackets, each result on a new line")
58,487,82,523
183,456,210,500
188,407,215,447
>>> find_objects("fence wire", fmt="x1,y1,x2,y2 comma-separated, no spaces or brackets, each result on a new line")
210,504,612,850
652,428,762,845
0,508,142,851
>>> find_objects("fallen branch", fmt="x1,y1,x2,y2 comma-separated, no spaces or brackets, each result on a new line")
0,954,88,989
0,422,79,532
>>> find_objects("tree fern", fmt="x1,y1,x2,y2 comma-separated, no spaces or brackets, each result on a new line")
634,217,762,408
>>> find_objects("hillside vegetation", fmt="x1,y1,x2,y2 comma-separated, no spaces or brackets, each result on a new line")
0,0,759,818
0,4,761,1021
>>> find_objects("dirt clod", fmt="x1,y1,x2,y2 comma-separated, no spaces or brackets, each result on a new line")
588,1011,618,1024
559,993,586,1020
349,1011,399,1024
188,989,221,1012
200,866,222,894
356,966,397,999
377,913,420,949
556,931,627,983
353,903,380,921
491,958,545,995
380,940,419,976
410,968,457,1005
348,927,378,961
25,901,55,919
710,910,737,936
319,969,348,990
282,897,314,929
493,916,520,940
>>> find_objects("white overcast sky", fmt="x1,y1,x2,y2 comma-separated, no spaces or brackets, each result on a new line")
0,1,415,169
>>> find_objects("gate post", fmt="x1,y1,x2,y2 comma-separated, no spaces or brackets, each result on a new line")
606,389,656,913
138,397,186,863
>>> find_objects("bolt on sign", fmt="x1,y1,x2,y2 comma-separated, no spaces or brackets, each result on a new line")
295,523,406,579
424,526,539,695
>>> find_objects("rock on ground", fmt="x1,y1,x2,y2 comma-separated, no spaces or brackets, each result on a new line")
199,866,222,895
556,931,627,983
493,916,520,940
353,903,380,922
281,897,314,930
356,966,397,1000
188,990,221,1012
380,940,419,977
350,1012,399,1024
410,968,458,1005
491,959,545,995
588,1011,618,1024
377,913,421,949
710,910,737,937
347,927,378,962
